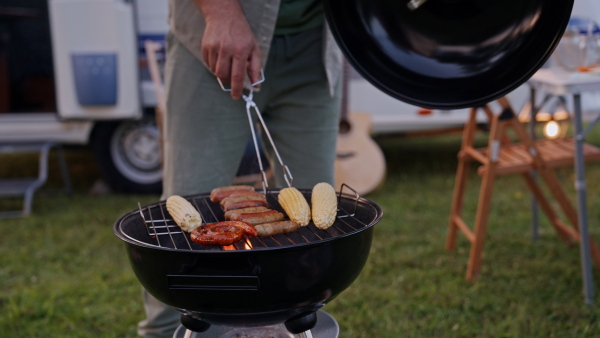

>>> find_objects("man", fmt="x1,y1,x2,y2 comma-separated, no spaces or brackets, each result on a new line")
138,0,343,336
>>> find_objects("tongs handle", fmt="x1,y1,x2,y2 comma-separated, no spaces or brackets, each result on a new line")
217,72,293,193
216,70,265,94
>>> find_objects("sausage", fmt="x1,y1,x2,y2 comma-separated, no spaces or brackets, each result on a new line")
225,190,264,199
211,189,254,203
254,221,300,237
224,206,269,220
223,199,268,211
221,193,266,208
209,185,255,203
191,222,245,246
230,210,285,225
190,221,257,246
229,221,258,237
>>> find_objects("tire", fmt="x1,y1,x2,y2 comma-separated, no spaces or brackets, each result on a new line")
92,118,162,194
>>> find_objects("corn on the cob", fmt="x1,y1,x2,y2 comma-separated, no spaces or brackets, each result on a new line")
311,182,337,229
278,187,311,226
166,195,202,232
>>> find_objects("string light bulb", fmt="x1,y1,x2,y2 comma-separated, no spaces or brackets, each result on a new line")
543,120,561,139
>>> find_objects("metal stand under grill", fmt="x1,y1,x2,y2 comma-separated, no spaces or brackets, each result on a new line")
174,310,339,338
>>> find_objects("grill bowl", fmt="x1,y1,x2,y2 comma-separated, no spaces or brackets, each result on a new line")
114,188,383,327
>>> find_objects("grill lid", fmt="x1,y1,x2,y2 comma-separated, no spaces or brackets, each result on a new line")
324,0,574,109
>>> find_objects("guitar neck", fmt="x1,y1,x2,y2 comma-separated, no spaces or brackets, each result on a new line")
340,59,350,122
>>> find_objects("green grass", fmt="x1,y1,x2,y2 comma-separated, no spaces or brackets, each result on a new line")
1,130,600,337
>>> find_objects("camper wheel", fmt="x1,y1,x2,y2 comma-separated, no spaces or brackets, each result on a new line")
92,118,162,194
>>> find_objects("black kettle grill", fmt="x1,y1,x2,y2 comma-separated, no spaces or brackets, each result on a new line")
114,188,382,335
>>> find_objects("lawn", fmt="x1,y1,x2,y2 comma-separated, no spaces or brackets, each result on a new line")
1,128,600,337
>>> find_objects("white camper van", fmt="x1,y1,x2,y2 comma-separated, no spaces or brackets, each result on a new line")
0,0,168,193
1,0,598,194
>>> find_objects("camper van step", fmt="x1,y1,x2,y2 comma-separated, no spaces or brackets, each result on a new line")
0,142,54,154
0,141,72,218
0,178,40,197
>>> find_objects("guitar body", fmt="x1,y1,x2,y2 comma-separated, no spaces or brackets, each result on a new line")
335,112,386,195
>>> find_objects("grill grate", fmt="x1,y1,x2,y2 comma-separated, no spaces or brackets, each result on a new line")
129,185,370,251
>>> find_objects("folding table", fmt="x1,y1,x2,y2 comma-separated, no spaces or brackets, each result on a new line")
528,68,600,304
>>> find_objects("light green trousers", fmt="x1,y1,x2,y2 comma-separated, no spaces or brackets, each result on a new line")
138,26,341,337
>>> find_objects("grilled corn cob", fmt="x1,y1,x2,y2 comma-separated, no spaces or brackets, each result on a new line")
166,195,202,232
278,187,311,226
311,182,338,229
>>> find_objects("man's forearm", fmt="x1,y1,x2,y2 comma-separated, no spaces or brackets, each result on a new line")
191,0,262,100
193,0,245,23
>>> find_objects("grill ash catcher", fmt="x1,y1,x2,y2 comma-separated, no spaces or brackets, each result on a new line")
114,74,383,336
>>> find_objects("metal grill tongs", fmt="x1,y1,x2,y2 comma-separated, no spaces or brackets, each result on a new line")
218,72,293,194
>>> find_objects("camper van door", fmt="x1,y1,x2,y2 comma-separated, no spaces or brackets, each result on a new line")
49,0,141,120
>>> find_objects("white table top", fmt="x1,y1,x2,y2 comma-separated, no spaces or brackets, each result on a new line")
528,68,600,96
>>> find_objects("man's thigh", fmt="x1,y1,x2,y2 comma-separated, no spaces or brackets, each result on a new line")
162,34,252,197
258,28,341,188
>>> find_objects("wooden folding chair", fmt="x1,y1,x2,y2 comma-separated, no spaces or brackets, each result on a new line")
446,97,600,281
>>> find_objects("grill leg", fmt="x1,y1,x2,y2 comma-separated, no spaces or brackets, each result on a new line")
298,330,314,338
285,311,317,334
180,314,211,333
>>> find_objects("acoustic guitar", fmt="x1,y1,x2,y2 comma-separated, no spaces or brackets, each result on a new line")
334,61,386,195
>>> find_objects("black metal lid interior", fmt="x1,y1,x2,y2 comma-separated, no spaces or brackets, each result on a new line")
324,0,574,109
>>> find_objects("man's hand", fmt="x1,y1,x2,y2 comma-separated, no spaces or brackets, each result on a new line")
195,0,262,100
